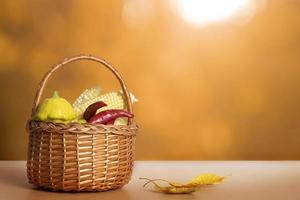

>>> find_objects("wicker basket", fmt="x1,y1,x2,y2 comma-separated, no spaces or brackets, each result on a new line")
26,55,138,192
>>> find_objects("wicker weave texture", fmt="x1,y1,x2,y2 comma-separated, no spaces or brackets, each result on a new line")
26,55,138,192
27,121,137,191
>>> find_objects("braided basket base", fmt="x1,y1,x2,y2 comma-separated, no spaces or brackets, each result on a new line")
26,120,138,192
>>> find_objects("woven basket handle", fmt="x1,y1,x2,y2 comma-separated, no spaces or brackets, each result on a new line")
31,54,133,123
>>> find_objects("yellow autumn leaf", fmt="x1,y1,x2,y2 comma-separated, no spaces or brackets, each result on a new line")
166,186,197,194
189,173,225,186
169,182,187,187
140,178,198,194
140,173,226,194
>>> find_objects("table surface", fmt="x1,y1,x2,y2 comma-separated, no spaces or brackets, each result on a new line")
0,161,299,200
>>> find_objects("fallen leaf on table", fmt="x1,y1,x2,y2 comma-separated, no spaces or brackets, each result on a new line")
140,173,226,194
189,173,225,186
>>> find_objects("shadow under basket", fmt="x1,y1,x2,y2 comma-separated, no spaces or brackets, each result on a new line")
26,55,138,192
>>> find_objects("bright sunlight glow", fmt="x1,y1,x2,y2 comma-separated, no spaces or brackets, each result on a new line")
174,0,253,26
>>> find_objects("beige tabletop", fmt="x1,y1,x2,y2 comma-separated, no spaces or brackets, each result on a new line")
0,161,299,200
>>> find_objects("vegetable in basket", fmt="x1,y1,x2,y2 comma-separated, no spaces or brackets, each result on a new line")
88,109,134,125
33,87,137,125
73,88,138,117
73,87,138,125
83,101,107,121
33,91,76,124
82,101,133,124
72,87,101,109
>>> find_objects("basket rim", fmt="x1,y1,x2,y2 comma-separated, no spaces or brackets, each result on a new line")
27,120,138,136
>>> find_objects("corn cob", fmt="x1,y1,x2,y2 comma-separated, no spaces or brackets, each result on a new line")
72,87,101,109
73,90,138,117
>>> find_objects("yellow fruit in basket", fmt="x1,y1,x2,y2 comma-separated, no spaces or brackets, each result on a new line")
33,91,76,123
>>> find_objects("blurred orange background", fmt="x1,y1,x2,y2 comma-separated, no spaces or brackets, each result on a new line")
0,0,300,160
